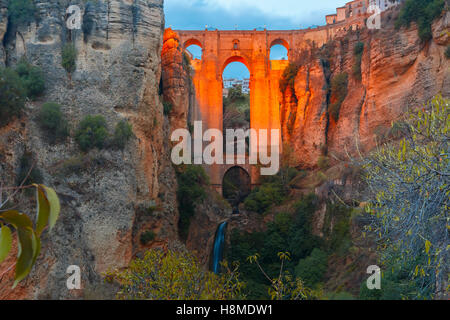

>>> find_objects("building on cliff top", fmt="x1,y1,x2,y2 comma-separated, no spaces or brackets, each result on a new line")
326,0,402,25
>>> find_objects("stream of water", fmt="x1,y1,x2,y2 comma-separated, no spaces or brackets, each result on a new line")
212,221,228,274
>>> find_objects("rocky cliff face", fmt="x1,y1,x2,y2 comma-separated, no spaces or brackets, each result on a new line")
161,28,192,130
281,10,450,168
0,0,179,299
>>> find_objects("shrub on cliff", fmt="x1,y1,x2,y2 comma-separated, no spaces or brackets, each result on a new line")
395,0,445,42
445,45,450,59
7,0,38,26
329,73,348,122
279,62,300,94
112,120,133,149
244,182,284,214
75,115,108,152
163,100,172,116
140,231,156,245
62,43,77,73
16,151,43,186
352,42,364,81
176,165,209,240
105,245,245,299
37,102,69,143
0,67,26,126
15,57,45,99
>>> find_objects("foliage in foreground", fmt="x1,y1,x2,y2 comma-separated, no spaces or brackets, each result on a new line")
362,95,449,298
247,252,319,300
105,245,245,300
0,184,60,287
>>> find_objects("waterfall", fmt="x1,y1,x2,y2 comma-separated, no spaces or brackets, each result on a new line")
212,221,227,274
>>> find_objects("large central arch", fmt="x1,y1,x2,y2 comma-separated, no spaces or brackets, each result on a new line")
174,29,330,192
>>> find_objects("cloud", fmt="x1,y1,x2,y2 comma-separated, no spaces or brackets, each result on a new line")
165,0,346,30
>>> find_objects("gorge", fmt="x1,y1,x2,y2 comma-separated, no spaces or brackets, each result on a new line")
0,0,448,299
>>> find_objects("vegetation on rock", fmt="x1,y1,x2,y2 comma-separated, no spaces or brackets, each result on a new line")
62,43,77,74
395,0,445,42
445,45,450,59
7,0,38,26
140,231,156,245
15,57,45,99
112,120,133,150
329,73,348,122
279,62,299,94
352,42,364,81
176,165,209,240
75,115,108,152
37,102,69,143
0,67,26,126
16,151,43,187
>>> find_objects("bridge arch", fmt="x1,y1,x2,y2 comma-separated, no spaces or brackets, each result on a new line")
270,38,289,51
221,55,252,77
269,38,290,61
183,38,203,50
222,165,251,210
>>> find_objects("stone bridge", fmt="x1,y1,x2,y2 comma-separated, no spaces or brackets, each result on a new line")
174,27,353,193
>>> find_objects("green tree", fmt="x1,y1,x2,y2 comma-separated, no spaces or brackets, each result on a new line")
112,120,133,149
176,165,209,240
362,95,449,298
75,115,108,152
0,67,26,126
105,245,245,300
295,248,328,287
395,0,445,42
7,0,38,26
15,57,45,99
62,43,77,73
37,102,69,143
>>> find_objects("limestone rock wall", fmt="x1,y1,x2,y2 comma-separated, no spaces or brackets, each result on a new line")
0,0,179,299
282,10,450,168
161,28,192,130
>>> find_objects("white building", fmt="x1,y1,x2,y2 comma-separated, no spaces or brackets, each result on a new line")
223,78,250,94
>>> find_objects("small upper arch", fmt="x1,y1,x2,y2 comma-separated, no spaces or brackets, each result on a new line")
183,38,203,50
270,38,289,51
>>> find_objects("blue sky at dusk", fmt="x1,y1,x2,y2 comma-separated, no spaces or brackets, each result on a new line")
165,0,347,79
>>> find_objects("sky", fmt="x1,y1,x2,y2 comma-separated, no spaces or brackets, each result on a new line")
165,0,347,79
